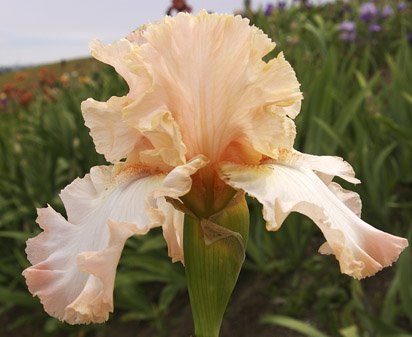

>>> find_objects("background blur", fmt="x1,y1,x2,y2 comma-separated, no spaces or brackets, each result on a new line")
0,0,278,66
0,0,411,336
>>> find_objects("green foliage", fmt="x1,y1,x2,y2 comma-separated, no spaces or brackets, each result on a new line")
245,1,412,336
262,315,330,337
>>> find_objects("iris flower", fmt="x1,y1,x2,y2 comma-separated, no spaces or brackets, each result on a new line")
23,11,408,324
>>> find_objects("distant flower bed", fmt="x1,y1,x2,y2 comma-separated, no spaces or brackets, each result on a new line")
0,61,97,111
256,0,410,47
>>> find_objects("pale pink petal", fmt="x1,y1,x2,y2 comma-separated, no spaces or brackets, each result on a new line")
219,162,408,279
82,96,143,163
126,25,149,44
63,219,136,324
145,156,209,263
242,106,296,159
23,166,166,324
123,11,301,163
328,182,362,217
131,109,187,168
89,39,152,100
153,155,209,199
158,198,185,263
249,52,302,118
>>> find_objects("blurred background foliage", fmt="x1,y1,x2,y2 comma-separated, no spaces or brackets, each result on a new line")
0,0,411,336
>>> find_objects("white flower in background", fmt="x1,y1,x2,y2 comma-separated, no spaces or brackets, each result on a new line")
23,11,408,325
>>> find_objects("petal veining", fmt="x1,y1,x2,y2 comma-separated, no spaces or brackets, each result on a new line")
121,11,301,163
219,162,408,279
277,149,360,184
23,166,166,323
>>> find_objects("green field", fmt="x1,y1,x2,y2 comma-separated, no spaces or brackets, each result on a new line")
0,1,411,336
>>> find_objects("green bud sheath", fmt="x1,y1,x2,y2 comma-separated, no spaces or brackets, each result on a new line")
183,193,249,337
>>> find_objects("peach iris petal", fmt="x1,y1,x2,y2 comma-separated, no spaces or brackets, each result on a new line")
82,96,143,163
219,153,408,279
122,11,301,163
89,39,152,100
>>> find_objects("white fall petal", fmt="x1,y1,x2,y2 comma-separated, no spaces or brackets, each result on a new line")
23,166,166,323
23,154,207,323
219,154,408,279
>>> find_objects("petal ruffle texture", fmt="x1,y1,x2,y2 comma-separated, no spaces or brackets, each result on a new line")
153,155,209,199
23,166,166,323
82,96,143,163
219,157,408,279
111,11,301,163
278,149,360,184
128,109,187,168
90,39,152,100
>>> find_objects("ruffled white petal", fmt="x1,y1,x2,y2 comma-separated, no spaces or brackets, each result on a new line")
277,150,363,216
219,162,408,279
278,150,360,184
23,166,166,324
327,182,362,217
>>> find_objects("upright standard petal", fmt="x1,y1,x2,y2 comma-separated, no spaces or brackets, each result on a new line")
89,39,153,100
122,11,301,163
23,166,167,324
219,160,408,279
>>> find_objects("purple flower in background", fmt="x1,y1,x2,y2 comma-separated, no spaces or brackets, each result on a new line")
339,21,356,42
397,2,407,11
340,21,356,31
359,2,378,22
264,3,274,16
278,0,286,10
369,23,382,33
407,32,412,43
381,5,393,18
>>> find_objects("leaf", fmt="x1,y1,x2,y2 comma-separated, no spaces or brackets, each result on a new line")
339,325,360,337
0,231,32,241
261,315,330,337
0,287,38,307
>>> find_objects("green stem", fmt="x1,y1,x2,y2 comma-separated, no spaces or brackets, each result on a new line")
184,193,249,337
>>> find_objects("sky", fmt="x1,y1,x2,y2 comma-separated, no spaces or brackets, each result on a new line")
0,0,270,67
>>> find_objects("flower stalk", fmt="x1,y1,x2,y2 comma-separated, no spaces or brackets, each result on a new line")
184,193,249,337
